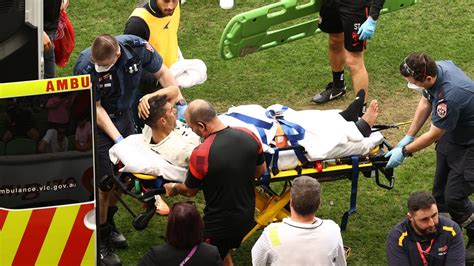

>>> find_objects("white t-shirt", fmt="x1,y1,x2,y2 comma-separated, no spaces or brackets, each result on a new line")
142,121,200,168
251,217,346,266
42,129,68,153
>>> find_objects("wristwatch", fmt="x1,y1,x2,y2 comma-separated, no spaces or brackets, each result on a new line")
402,146,413,157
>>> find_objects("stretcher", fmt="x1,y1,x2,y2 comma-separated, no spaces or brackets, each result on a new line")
219,0,417,59
100,124,396,238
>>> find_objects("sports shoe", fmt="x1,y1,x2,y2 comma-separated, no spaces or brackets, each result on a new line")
109,230,128,249
99,241,122,266
155,195,170,216
312,82,346,104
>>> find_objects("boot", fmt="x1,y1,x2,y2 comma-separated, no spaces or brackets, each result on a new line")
466,229,474,265
99,223,122,266
107,206,128,249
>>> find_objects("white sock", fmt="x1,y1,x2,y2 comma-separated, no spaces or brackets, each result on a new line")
220,0,234,9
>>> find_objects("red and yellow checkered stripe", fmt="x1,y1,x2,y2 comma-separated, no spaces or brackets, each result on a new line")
0,202,95,265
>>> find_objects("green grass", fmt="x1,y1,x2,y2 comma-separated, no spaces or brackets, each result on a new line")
59,0,474,264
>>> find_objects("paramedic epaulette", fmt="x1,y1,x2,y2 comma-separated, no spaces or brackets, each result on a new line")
80,63,94,75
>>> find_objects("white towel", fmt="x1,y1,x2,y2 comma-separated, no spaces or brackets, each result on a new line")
169,59,207,89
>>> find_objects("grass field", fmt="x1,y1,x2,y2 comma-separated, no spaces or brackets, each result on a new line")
60,0,474,264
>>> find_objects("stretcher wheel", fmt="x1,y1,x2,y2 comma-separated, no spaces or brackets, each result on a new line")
98,175,114,192
133,212,153,231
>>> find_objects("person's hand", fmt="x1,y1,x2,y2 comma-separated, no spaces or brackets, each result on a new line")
357,17,377,40
43,31,52,52
138,94,151,120
176,103,187,122
397,135,415,148
385,147,406,168
164,183,178,197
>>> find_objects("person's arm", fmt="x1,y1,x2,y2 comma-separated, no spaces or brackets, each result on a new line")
96,101,122,142
255,162,266,179
152,64,179,89
137,85,180,119
334,231,347,266
43,31,52,52
368,0,385,21
404,124,445,155
251,230,273,266
124,17,150,40
445,224,466,265
37,139,48,153
164,182,199,197
406,96,432,137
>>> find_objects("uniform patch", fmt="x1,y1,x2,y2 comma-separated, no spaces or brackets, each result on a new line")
437,102,447,118
438,245,448,255
144,41,154,53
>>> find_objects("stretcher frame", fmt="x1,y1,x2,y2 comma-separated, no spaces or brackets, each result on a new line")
101,136,394,240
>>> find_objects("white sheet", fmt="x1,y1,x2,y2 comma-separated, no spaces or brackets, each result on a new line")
109,104,384,179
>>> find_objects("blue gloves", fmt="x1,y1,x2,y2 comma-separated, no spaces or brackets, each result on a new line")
357,17,377,40
176,103,188,122
114,135,124,143
397,135,415,148
385,136,414,168
385,147,405,168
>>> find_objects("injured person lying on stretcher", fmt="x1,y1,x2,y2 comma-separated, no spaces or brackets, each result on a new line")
109,90,382,182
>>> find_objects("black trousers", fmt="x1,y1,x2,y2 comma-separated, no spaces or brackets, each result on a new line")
96,110,135,179
433,135,474,227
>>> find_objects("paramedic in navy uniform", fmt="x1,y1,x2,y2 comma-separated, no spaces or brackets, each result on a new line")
73,33,179,266
385,52,474,264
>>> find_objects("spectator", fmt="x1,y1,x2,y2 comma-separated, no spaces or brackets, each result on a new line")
43,0,63,78
386,191,465,265
251,176,346,266
139,202,223,266
38,126,68,153
75,114,92,151
46,92,75,129
2,100,40,143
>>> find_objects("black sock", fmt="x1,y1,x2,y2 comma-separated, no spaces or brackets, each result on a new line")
333,71,345,89
339,90,365,122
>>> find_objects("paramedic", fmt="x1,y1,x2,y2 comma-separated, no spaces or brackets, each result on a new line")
312,0,385,104
251,176,346,266
163,99,267,266
74,33,178,266
385,52,474,263
386,191,464,265
124,0,186,129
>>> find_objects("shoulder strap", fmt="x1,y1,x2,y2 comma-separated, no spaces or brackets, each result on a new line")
179,245,198,266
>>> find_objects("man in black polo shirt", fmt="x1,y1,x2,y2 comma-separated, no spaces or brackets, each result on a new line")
386,191,465,265
164,99,266,266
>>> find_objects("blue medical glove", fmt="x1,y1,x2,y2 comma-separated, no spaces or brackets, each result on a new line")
114,135,124,144
397,135,415,148
176,103,187,122
357,17,377,40
385,147,405,168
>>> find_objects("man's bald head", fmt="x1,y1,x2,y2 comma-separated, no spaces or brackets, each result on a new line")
185,99,217,125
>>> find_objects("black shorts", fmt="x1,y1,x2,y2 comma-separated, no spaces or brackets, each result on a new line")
204,234,244,259
318,1,368,52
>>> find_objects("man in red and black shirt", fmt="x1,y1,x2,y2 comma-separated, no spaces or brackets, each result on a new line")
164,99,266,266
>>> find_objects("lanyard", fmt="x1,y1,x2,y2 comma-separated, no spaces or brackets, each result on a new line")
416,239,435,265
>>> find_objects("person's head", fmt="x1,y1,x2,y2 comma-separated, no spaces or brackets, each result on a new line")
290,176,321,216
155,0,179,16
184,99,217,138
56,126,68,142
407,191,439,236
166,201,203,249
399,52,437,90
91,34,121,73
143,95,177,132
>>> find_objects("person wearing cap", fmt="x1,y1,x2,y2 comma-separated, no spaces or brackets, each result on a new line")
386,191,464,266
73,33,179,266
385,52,474,264
311,0,385,105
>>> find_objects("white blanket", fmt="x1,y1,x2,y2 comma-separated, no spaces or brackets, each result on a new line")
109,104,384,180
169,59,207,89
